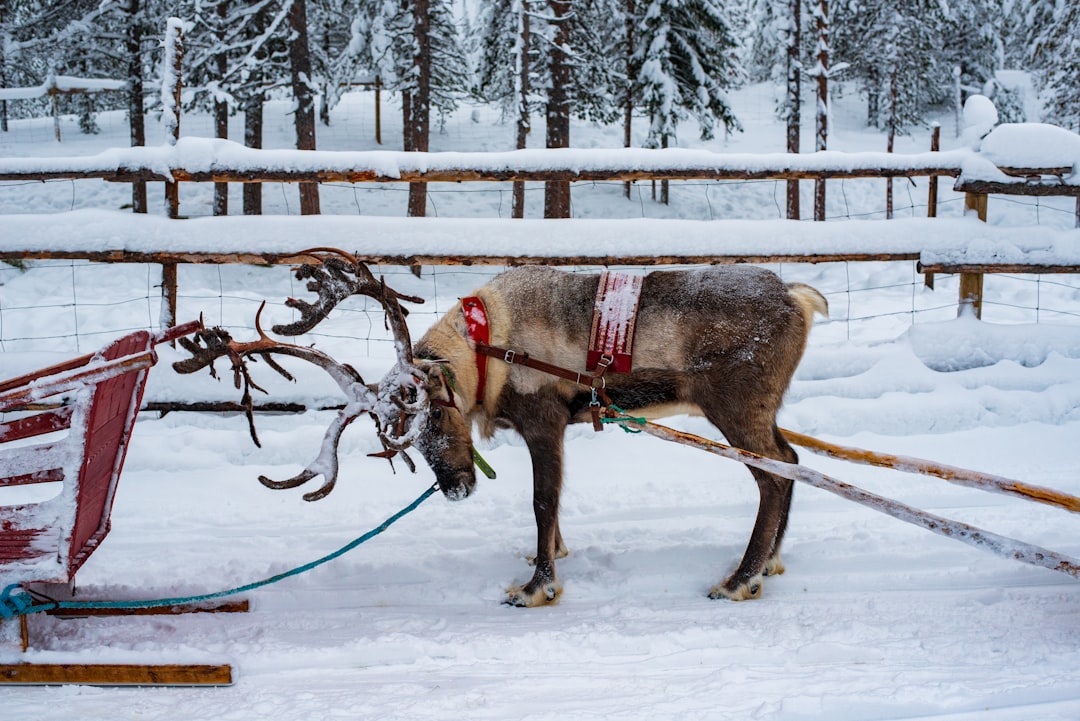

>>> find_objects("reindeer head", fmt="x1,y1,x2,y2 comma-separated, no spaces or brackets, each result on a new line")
382,358,478,501
174,249,442,501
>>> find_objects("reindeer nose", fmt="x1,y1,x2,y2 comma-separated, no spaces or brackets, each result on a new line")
441,471,476,501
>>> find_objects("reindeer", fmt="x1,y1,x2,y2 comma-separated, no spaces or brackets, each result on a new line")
178,250,827,607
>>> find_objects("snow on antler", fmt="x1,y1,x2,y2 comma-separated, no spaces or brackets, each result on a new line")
174,249,428,501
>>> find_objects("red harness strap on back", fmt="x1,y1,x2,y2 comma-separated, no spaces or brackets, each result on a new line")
587,270,643,374
462,296,490,406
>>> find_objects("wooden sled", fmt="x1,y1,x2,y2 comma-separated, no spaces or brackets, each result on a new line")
0,322,242,686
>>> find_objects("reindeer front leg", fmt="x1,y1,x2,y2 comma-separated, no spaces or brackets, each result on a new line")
506,401,569,607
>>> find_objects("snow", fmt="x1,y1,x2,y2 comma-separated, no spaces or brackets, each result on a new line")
3,211,1078,264
0,85,1079,719
978,123,1080,175
960,94,1000,149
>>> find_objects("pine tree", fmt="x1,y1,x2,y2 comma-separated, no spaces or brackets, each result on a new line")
1027,0,1080,130
472,0,538,216
633,0,744,149
833,0,949,136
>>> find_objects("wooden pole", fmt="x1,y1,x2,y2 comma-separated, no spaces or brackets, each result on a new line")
960,191,988,318
628,418,1080,580
925,124,940,288
162,20,183,330
51,90,60,142
781,429,1080,513
374,76,382,145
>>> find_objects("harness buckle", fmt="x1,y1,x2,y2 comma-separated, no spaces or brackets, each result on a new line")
589,388,603,432
503,349,517,364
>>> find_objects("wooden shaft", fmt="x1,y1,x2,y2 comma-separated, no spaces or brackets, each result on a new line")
0,663,233,686
632,419,1080,580
781,429,1080,513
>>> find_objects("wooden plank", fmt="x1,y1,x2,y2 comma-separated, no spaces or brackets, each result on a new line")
918,262,1080,275
958,271,984,318
956,179,1080,197
0,663,233,686
0,248,923,267
45,599,250,618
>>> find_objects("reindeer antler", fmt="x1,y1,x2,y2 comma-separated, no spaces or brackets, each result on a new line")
173,249,430,502
274,248,424,360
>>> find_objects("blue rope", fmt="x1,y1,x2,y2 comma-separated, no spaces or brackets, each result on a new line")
1,483,439,620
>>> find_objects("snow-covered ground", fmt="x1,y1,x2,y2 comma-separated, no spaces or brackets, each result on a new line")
1,83,1079,720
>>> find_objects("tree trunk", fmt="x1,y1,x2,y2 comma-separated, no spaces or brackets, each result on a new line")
407,0,431,218
243,95,264,215
513,3,531,219
886,69,897,219
544,0,572,219
213,0,229,216
813,0,828,221
288,0,320,215
623,0,635,200
784,0,801,219
1,0,9,132
124,0,146,213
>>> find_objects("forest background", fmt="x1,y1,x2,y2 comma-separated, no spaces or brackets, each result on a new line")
1,0,1078,219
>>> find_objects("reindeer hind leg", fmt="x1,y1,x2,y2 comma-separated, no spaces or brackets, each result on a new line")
701,409,796,601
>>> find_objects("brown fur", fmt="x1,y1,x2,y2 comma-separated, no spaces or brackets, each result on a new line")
406,265,826,606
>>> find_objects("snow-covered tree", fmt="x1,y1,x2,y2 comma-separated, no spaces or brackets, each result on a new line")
632,0,744,149
1026,0,1080,129
939,0,1002,100
472,0,538,216
834,0,947,135
343,0,465,215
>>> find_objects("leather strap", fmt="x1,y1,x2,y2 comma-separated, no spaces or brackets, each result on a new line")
473,342,611,392
462,295,613,420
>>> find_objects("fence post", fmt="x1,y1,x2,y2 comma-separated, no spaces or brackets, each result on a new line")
925,124,940,289
161,19,184,330
960,191,988,318
375,76,382,145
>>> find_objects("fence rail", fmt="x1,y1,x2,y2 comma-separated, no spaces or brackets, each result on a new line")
0,140,1067,186
1,143,1077,322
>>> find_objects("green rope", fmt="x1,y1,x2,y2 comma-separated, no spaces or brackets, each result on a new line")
601,405,647,433
1,483,438,620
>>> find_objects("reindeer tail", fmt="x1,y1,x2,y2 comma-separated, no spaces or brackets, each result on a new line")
787,283,829,327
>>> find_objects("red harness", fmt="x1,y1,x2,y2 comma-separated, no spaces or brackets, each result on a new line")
462,296,491,406
461,273,643,412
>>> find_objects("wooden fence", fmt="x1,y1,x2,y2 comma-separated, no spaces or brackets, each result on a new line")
1,140,1077,323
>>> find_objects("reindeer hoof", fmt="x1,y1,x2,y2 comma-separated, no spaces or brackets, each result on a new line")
763,554,785,577
505,580,562,607
708,575,764,601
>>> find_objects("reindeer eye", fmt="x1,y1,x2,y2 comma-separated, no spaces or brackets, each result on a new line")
431,406,443,421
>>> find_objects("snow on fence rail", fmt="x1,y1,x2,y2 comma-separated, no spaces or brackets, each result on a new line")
0,136,1069,185
0,127,1077,338
0,75,128,143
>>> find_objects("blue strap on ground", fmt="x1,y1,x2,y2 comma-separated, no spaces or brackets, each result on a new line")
1,483,438,620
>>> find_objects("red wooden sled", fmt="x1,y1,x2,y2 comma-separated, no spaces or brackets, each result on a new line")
0,322,239,686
